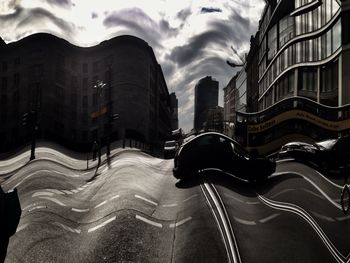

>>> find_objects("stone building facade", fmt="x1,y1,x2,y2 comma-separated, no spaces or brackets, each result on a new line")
0,33,176,152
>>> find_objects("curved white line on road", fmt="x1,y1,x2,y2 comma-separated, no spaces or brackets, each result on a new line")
88,216,116,233
223,193,260,205
134,195,158,206
94,200,107,209
28,205,47,212
109,195,120,201
169,217,192,228
39,196,67,207
16,223,29,233
62,190,74,195
53,222,81,234
233,217,256,226
258,213,280,224
135,215,163,228
32,191,54,197
183,194,198,202
276,158,295,163
46,189,65,195
336,215,350,222
258,195,345,263
310,211,335,222
162,203,178,208
72,208,90,212
272,172,342,210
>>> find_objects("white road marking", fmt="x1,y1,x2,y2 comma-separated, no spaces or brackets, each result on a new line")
53,222,81,234
134,195,158,206
310,211,335,222
88,216,116,233
28,205,47,212
94,200,107,208
183,194,198,202
71,189,79,193
77,187,84,191
162,203,177,208
22,203,39,211
169,217,192,228
62,190,74,195
12,173,37,188
39,197,66,206
135,215,163,228
32,191,54,197
233,216,256,226
276,158,295,163
109,195,120,201
336,215,350,221
259,214,280,223
46,189,65,195
72,208,90,212
223,193,260,205
16,223,29,233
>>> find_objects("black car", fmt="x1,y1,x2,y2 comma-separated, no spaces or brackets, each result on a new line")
172,132,276,182
278,135,350,174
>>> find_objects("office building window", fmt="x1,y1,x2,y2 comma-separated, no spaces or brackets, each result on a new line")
332,18,341,52
83,63,88,73
1,77,7,91
14,57,20,67
268,24,278,61
82,77,88,91
83,96,88,107
1,61,7,72
14,73,20,87
93,61,99,72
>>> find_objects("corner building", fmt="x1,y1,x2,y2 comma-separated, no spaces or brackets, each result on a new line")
258,0,350,110
0,33,175,152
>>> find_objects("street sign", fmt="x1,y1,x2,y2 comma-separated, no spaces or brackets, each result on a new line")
91,106,107,119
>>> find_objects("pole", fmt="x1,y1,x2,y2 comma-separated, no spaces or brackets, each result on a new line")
106,64,112,158
30,83,40,161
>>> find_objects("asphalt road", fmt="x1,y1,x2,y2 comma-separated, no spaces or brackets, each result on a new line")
1,148,350,263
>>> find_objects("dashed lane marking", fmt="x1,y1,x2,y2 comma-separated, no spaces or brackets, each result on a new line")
72,208,90,212
46,189,65,195
169,217,192,228
28,205,47,212
134,195,158,206
71,189,79,193
162,203,178,208
88,216,116,233
39,197,67,207
32,191,54,197
183,194,198,202
16,223,29,233
259,214,280,223
135,215,163,228
53,222,81,234
62,190,74,195
310,211,335,222
336,215,350,221
109,195,120,201
233,216,256,226
77,187,84,191
95,200,107,209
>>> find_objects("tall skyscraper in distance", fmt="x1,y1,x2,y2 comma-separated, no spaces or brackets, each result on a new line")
194,76,219,131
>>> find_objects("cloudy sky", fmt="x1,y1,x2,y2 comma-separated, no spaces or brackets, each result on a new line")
0,0,265,132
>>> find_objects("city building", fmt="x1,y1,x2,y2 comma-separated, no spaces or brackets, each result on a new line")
205,106,224,133
234,0,350,155
223,74,237,137
257,0,350,110
193,76,219,131
0,33,176,152
169,92,179,130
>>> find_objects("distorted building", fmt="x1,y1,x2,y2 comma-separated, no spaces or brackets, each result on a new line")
223,74,237,137
257,0,350,110
0,33,176,152
193,76,219,131
169,92,179,130
205,106,224,133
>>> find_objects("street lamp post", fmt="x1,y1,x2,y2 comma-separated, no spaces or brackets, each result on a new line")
93,80,106,167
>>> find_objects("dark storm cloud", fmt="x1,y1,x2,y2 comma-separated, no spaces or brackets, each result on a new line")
103,7,163,47
200,7,222,14
159,19,178,37
17,8,76,36
91,12,98,19
46,0,72,8
176,8,192,22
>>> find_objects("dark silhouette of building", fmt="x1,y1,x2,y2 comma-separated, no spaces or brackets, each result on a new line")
169,92,179,130
194,76,219,131
0,33,176,153
246,32,259,113
205,106,224,133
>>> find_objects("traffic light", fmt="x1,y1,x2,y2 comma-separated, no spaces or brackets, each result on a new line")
22,112,33,127
110,113,119,121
